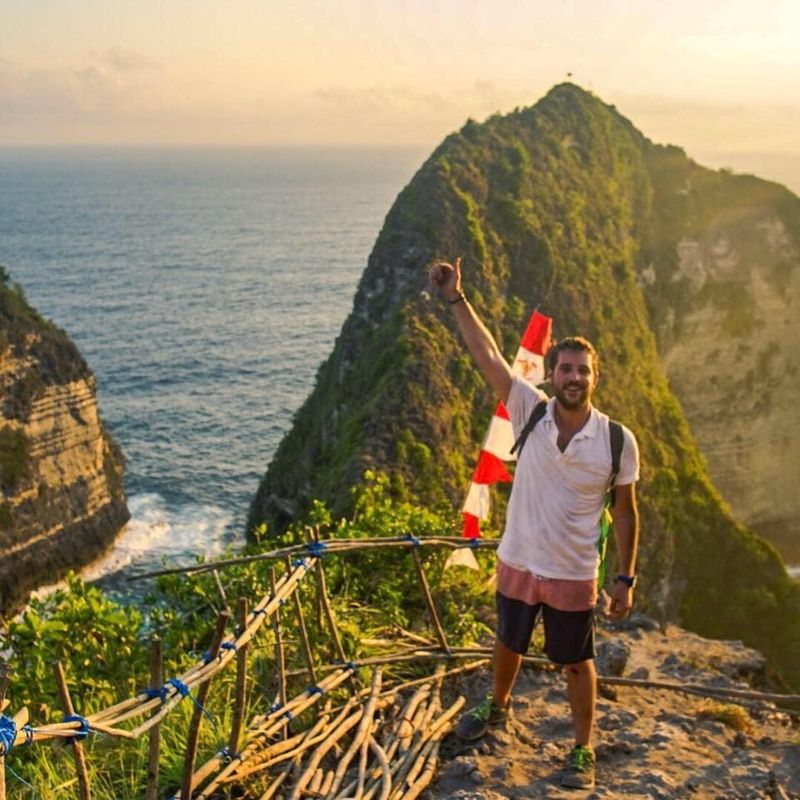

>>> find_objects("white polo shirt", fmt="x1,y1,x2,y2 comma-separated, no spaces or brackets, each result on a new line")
497,375,640,581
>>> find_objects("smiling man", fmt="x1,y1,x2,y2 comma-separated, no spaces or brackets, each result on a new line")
430,257,640,790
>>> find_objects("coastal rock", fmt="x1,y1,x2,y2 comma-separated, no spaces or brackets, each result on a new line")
0,271,128,613
249,82,800,689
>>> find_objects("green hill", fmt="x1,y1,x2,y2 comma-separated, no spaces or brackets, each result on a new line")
249,84,800,687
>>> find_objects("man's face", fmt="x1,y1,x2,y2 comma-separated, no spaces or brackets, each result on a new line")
551,349,598,411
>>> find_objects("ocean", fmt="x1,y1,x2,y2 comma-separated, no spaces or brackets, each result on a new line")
0,146,426,587
1,147,798,588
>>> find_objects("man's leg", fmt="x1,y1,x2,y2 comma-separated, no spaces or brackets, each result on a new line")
493,637,523,708
456,595,538,740
564,658,596,746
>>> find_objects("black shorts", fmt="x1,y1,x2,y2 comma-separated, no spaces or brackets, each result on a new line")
496,591,595,665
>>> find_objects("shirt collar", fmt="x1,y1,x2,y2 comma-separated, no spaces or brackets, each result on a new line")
543,398,600,439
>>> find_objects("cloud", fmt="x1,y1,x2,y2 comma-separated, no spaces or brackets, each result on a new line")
97,46,160,74
0,48,162,123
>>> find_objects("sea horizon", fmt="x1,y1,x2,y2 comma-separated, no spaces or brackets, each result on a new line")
1,144,797,592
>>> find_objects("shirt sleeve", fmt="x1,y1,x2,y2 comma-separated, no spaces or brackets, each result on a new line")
506,375,548,439
617,425,640,485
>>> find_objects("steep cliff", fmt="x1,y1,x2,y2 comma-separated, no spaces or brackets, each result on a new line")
640,152,800,564
249,84,800,686
0,267,129,613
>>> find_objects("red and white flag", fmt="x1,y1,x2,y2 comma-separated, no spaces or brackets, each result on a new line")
461,311,552,539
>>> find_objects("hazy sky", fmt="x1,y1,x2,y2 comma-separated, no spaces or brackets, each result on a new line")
2,1,799,187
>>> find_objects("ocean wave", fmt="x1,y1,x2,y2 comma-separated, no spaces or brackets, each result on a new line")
82,493,237,583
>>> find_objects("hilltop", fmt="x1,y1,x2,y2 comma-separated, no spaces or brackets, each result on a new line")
249,84,800,688
434,617,799,799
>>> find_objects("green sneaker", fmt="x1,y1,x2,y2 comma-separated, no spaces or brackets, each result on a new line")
455,693,509,741
561,745,596,789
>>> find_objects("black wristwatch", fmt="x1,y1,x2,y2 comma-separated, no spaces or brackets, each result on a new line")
615,574,637,589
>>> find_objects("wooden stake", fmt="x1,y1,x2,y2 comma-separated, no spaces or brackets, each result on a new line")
211,569,231,614
269,568,288,715
227,597,249,756
311,528,350,669
180,611,231,800
53,661,92,800
145,638,163,800
410,549,450,654
284,556,318,686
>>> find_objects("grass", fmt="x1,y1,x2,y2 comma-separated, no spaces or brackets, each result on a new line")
696,699,754,733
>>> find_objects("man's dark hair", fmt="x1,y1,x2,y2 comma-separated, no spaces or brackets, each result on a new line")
545,336,600,377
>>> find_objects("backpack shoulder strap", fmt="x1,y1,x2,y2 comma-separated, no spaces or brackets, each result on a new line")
607,420,624,506
510,399,548,457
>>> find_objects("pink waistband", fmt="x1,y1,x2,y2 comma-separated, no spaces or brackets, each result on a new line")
496,560,597,612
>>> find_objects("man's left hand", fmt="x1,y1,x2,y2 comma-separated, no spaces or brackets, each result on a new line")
607,580,633,621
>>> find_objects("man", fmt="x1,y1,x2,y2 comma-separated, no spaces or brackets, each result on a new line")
430,257,640,790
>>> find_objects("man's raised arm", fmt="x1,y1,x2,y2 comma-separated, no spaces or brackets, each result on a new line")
430,258,514,404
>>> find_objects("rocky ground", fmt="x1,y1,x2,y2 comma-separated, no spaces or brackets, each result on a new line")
429,616,799,799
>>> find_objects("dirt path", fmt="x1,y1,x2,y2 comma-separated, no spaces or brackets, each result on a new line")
428,617,799,799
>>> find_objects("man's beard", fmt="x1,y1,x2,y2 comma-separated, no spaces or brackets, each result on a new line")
554,383,590,410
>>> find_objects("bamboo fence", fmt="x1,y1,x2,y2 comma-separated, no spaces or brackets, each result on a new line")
0,534,797,799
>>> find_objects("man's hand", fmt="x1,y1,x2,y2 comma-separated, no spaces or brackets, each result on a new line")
607,580,633,621
430,257,462,302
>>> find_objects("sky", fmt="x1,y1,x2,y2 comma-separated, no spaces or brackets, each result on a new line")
2,0,799,190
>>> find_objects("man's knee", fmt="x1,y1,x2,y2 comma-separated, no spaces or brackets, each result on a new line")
563,658,594,677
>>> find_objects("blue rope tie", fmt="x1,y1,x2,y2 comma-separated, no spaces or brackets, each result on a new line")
166,677,190,697
305,540,327,557
306,685,325,696
254,607,268,616
291,557,308,568
63,714,90,741
144,686,168,702
283,710,294,721
469,537,480,549
279,598,287,606
0,714,17,755
166,678,217,729
269,702,283,713
345,661,357,672
220,642,237,654
22,724,34,746
405,534,421,547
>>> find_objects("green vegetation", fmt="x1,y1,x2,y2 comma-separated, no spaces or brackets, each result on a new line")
249,83,800,690
0,427,31,489
696,699,754,733
1,478,498,797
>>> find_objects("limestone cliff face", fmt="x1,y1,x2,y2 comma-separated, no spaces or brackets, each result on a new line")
250,84,800,686
639,153,800,564
0,273,129,613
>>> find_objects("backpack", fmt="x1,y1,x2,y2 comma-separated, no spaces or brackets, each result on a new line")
509,399,624,586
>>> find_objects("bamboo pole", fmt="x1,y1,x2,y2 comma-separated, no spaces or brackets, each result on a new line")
211,569,230,614
53,661,92,800
180,610,231,800
311,528,350,670
129,535,498,581
368,735,392,800
410,549,450,654
227,597,249,757
269,568,288,715
326,668,382,799
145,638,163,800
284,555,318,686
